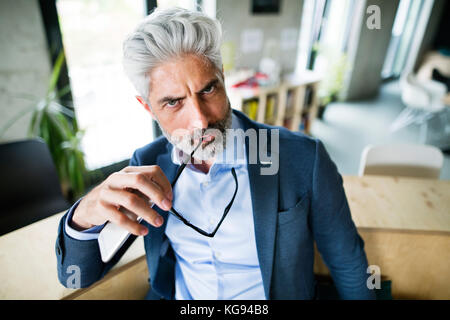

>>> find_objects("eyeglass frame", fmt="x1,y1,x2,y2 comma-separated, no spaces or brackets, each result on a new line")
167,143,238,238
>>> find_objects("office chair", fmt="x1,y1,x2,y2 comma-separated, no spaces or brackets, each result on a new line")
390,72,447,144
0,139,70,236
358,143,444,179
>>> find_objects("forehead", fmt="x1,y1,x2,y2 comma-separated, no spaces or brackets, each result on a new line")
148,54,218,95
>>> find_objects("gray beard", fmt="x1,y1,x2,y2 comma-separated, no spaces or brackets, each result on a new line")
158,105,232,162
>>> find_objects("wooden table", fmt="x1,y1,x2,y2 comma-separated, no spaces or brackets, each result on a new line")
315,175,450,299
0,212,147,300
1,175,449,299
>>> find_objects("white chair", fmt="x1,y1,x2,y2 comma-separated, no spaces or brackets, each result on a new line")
390,72,447,143
359,143,444,179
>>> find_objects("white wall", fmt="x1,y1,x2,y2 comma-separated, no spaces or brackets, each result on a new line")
342,0,400,101
216,0,303,73
0,0,52,142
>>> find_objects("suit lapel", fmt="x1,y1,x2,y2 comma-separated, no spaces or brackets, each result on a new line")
145,111,279,299
239,111,279,299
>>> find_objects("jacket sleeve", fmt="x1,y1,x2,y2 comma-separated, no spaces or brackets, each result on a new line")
310,140,376,300
63,198,105,240
55,151,140,289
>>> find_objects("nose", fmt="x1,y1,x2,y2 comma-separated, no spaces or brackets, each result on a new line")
187,96,209,130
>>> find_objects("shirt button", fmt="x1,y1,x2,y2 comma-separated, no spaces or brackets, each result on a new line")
209,218,215,226
202,181,209,187
215,251,221,259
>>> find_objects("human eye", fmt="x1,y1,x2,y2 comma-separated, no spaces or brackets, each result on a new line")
202,84,215,94
166,99,179,108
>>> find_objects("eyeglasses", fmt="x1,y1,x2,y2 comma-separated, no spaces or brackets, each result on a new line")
167,140,238,237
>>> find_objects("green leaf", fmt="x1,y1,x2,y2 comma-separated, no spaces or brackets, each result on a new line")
46,109,70,141
48,51,65,95
68,154,76,193
56,84,72,100
50,101,75,118
3,48,87,201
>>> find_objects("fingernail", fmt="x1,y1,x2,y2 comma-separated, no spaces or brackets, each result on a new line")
162,198,171,211
140,227,148,236
155,216,164,227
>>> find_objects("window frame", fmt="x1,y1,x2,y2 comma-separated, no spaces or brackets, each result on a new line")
39,0,160,192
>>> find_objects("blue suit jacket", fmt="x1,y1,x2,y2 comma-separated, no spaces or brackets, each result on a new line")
55,109,376,300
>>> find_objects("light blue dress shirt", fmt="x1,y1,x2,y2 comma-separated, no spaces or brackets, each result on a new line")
64,198,103,240
64,114,265,300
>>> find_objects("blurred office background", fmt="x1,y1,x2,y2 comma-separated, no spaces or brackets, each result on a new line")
1,0,450,301
0,0,449,229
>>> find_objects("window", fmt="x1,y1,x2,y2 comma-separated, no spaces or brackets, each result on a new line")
382,0,424,79
156,0,216,17
156,0,197,11
56,0,152,170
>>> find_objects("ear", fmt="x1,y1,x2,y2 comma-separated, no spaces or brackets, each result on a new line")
135,96,155,119
220,65,225,82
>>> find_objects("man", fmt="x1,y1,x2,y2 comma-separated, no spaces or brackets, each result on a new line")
55,7,375,300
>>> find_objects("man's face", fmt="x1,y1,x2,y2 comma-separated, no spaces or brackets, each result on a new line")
146,54,231,160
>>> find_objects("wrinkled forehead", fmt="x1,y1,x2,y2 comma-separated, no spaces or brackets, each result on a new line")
148,54,221,97
150,54,217,81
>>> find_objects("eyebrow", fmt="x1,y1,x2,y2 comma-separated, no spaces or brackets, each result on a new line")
157,78,219,105
197,79,219,94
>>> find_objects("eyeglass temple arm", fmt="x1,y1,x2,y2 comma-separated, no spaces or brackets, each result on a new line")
171,139,203,187
168,168,238,238
167,139,208,233
167,208,212,237
208,167,238,237
167,139,238,238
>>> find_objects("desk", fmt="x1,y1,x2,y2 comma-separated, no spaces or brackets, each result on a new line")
315,175,450,299
0,212,146,300
0,175,449,299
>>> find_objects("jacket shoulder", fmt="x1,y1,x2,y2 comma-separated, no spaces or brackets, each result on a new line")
258,121,319,159
130,136,170,166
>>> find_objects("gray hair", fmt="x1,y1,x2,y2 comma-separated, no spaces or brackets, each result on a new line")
122,7,223,104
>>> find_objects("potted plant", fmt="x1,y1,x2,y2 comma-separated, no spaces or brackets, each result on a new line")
313,43,349,119
0,52,87,201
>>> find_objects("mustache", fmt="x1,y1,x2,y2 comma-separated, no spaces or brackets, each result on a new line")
186,107,232,144
159,103,232,161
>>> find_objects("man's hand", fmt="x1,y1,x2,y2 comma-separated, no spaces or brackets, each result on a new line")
71,165,173,236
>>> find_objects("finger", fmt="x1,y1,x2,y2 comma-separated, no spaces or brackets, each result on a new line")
122,166,173,200
126,187,150,203
100,187,164,227
100,203,148,236
107,171,172,211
